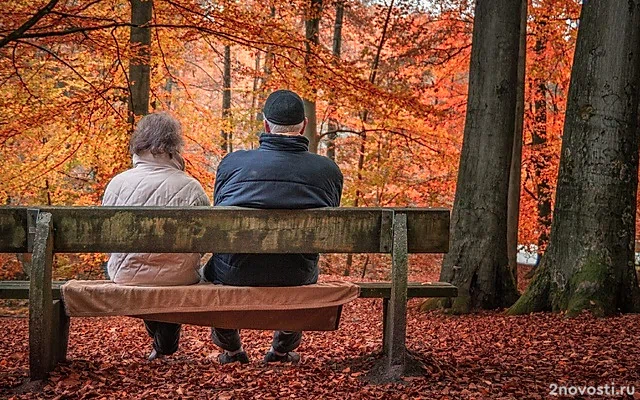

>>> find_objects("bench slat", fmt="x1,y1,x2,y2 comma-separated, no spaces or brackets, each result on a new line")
0,207,450,254
0,281,456,301
0,281,63,300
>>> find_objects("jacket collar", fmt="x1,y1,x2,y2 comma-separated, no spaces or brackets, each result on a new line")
259,133,309,152
133,151,185,171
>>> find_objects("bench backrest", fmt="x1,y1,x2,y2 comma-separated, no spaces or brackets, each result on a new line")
0,207,449,254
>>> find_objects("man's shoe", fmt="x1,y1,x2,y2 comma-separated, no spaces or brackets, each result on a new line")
218,351,250,365
148,348,164,361
263,351,300,364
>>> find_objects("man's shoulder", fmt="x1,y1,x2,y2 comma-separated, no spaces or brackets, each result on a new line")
221,149,254,162
217,149,254,169
303,153,343,176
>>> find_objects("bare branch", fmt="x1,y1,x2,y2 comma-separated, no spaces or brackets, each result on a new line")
0,0,59,49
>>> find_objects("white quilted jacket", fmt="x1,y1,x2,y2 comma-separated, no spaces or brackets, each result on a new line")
102,151,210,286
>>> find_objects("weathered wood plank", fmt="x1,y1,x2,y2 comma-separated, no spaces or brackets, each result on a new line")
0,281,456,300
29,212,54,380
0,281,63,299
401,208,450,253
1,207,449,253
357,282,457,298
0,207,27,252
37,207,448,253
385,213,409,377
50,207,391,253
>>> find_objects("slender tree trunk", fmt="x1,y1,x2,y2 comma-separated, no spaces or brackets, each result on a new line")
532,20,552,255
165,75,174,109
509,0,640,317
128,0,153,121
507,0,527,287
346,0,394,276
353,0,394,205
221,44,232,153
427,0,522,313
256,5,276,129
303,0,322,153
326,0,344,162
251,52,261,123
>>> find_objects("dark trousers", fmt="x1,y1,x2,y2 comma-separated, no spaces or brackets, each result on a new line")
211,328,302,354
144,320,181,355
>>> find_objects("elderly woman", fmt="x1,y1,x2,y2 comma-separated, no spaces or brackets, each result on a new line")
102,112,210,360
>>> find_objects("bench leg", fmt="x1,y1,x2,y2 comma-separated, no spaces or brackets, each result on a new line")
52,300,70,365
382,298,389,354
383,213,408,378
29,212,55,380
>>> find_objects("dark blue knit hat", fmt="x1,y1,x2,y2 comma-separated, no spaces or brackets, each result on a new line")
263,90,305,125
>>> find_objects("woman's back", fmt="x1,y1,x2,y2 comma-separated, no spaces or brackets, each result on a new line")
102,141,209,285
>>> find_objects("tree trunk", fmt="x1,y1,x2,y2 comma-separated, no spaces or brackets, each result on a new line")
353,0,394,206
165,75,174,109
256,5,276,129
326,0,344,162
431,0,522,313
251,52,261,124
303,0,322,153
509,0,640,317
531,20,552,254
507,0,527,286
346,0,394,276
128,0,153,121
221,44,232,153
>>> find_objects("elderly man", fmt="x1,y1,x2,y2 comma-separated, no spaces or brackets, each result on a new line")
204,89,343,364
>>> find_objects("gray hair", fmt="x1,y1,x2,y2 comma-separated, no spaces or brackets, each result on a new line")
130,112,184,156
265,118,304,134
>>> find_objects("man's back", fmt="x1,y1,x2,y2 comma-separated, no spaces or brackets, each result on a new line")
203,134,343,286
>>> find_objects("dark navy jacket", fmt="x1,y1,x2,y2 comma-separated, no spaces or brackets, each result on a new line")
203,134,343,286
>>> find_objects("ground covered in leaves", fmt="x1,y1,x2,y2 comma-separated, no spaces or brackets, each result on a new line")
1,266,639,399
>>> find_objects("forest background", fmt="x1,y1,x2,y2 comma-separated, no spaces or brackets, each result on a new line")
0,0,580,280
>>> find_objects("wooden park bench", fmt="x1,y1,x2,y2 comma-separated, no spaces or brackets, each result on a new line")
0,207,456,381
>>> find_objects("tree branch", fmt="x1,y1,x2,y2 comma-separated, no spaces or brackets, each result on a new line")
0,0,59,49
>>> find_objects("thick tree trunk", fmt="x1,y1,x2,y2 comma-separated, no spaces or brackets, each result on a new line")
128,0,152,120
221,44,231,153
509,0,640,317
507,0,527,286
303,0,322,153
326,0,344,162
431,0,522,313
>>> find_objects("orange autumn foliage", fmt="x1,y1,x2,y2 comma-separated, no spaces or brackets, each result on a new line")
0,0,582,278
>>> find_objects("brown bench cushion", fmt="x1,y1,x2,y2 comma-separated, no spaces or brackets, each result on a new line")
61,280,360,331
